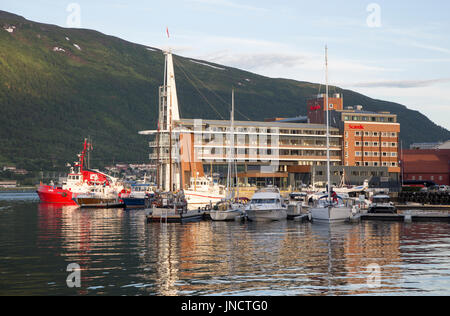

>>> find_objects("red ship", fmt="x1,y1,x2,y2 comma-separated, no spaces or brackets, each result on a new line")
37,139,113,205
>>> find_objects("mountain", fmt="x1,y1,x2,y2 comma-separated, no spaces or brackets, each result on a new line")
1,10,449,170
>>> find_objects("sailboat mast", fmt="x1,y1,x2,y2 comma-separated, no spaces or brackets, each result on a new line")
325,46,331,203
231,89,236,198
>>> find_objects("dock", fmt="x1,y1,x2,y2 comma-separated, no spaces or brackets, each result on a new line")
396,204,450,211
80,202,125,209
147,208,206,223
360,213,450,223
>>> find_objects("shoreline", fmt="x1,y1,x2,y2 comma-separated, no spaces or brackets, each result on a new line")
0,187,36,193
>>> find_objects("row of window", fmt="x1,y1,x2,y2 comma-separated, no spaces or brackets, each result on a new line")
352,141,397,147
354,151,397,157
355,161,398,167
410,176,444,181
344,116,396,123
352,131,397,137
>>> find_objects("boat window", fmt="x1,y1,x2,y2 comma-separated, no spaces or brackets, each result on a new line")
251,199,277,204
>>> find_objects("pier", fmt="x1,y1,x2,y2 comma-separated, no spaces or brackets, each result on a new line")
147,208,206,223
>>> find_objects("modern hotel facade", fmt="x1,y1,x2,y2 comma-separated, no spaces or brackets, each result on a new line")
141,51,401,191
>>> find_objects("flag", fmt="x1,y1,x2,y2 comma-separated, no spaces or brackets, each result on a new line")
166,27,170,38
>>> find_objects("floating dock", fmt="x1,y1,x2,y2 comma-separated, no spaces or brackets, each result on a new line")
396,204,450,211
147,208,206,223
361,213,450,223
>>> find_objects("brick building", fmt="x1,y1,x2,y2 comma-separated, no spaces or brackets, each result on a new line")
402,149,450,185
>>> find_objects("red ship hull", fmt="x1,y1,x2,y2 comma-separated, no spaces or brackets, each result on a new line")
36,185,78,205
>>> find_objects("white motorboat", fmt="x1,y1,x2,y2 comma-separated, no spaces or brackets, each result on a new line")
368,195,397,214
210,200,244,221
245,186,287,222
288,192,309,218
184,176,226,209
309,47,352,223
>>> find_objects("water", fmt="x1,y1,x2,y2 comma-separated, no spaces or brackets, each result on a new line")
0,192,449,296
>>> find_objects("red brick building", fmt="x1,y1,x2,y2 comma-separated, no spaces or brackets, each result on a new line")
402,149,450,185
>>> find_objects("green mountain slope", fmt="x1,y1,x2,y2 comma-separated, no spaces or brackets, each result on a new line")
1,11,449,170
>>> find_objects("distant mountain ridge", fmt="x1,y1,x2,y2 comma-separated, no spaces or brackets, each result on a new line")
0,10,449,170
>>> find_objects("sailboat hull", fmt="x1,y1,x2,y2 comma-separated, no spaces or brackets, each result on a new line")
310,206,352,223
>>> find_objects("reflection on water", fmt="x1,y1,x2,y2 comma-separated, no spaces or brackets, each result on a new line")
0,197,449,295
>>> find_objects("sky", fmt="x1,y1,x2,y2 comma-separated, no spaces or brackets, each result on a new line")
2,0,450,130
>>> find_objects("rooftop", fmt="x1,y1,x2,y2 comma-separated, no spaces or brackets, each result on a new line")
177,118,339,131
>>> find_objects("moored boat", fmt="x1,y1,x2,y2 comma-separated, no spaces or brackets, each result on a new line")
245,186,287,222
309,47,352,224
368,194,397,214
121,183,154,209
184,176,226,209
37,139,120,205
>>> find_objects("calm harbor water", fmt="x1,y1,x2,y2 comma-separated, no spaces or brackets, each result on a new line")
0,192,449,296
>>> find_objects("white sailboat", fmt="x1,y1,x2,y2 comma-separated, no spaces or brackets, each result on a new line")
210,90,245,221
310,46,352,223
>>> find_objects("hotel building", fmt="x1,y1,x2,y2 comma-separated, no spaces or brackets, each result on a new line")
307,94,401,183
140,51,401,191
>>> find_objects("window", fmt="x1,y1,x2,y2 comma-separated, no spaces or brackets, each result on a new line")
355,141,361,146
364,132,370,137
374,162,379,167
391,152,397,157
382,152,388,157
391,143,397,147
391,162,397,167
364,142,370,146
355,151,361,157
364,152,370,157
355,131,362,136
373,132,379,137
391,132,396,137
373,152,379,157
431,176,435,181
373,142,379,147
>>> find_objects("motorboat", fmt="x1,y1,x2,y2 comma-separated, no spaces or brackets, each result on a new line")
287,192,309,219
245,186,287,222
184,176,226,209
73,184,124,208
368,195,397,214
121,183,154,209
210,199,245,221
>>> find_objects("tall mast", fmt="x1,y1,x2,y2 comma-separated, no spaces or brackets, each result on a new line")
169,92,173,192
325,46,331,204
